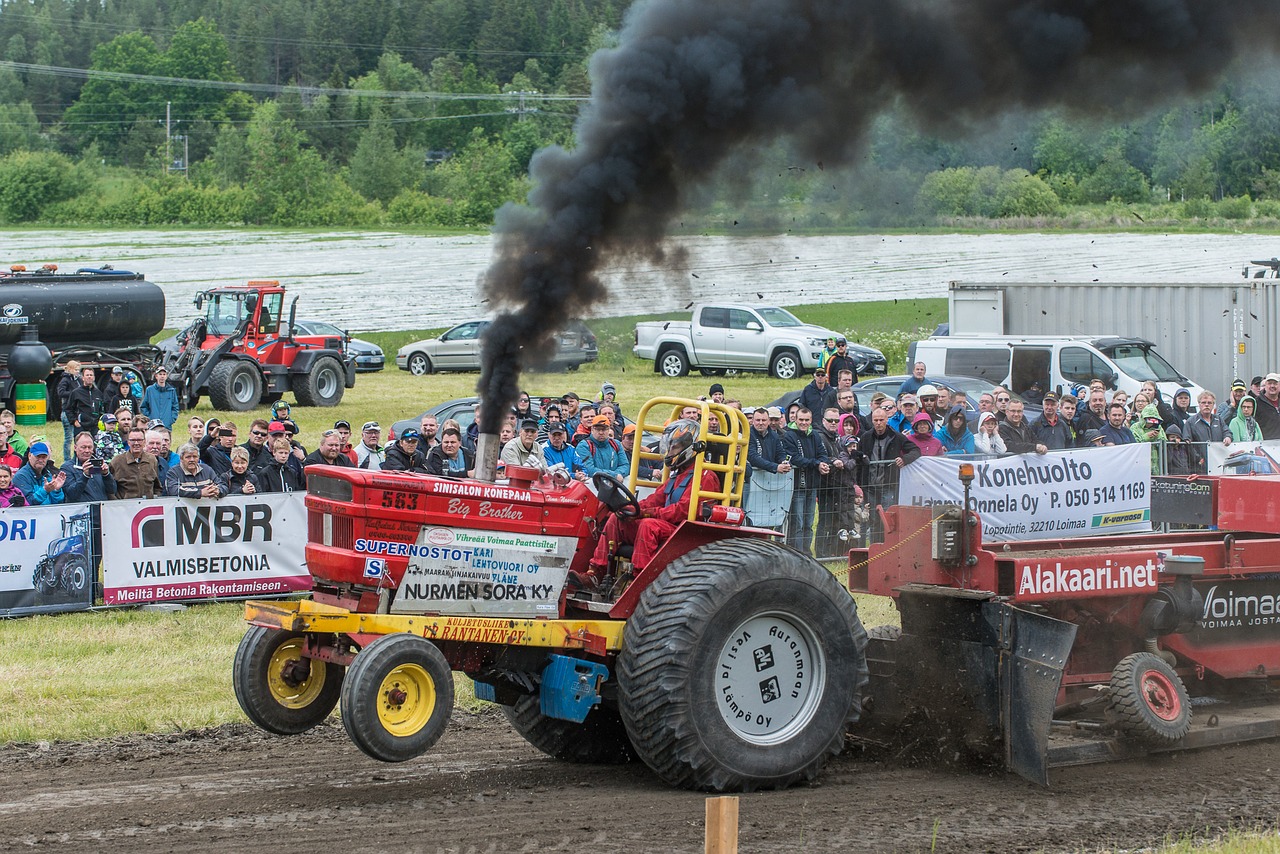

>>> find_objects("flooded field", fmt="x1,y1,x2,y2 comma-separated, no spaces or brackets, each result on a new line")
0,229,1272,331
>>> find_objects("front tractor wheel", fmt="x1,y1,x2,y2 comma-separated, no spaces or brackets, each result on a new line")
233,627,343,735
618,539,868,791
1108,652,1192,746
340,633,454,763
208,360,263,412
294,356,345,407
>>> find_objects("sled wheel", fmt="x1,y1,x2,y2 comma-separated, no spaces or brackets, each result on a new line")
502,694,637,764
1108,652,1191,746
618,539,868,791
340,633,453,762
233,627,343,735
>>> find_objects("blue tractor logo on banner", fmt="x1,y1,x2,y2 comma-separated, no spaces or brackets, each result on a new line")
32,511,92,596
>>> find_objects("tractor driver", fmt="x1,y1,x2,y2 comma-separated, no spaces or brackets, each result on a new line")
584,420,720,586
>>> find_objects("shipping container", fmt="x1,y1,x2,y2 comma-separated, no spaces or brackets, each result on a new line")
947,280,1280,397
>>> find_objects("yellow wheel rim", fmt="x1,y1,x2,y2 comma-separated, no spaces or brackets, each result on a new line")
266,638,326,710
376,663,437,736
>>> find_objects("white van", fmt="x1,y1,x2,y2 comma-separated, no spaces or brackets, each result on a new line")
909,335,1206,403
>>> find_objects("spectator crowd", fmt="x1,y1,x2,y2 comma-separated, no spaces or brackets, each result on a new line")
2,359,1274,560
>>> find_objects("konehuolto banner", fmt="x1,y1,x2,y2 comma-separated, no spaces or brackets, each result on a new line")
0,502,96,617
898,444,1151,542
100,492,310,605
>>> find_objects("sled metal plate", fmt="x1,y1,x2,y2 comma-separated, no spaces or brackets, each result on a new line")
1002,605,1077,786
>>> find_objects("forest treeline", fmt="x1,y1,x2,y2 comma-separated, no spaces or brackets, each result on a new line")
1,0,1279,229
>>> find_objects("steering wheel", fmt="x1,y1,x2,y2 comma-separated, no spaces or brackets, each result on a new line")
592,472,641,518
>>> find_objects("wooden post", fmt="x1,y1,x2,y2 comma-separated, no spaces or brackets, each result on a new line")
705,795,739,854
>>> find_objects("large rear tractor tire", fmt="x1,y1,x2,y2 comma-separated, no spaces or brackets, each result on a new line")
618,539,868,791
340,633,453,762
294,356,345,407
233,627,343,735
1108,652,1191,746
208,360,263,412
502,694,637,764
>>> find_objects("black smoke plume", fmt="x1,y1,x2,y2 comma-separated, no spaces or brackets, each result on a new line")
476,0,1279,430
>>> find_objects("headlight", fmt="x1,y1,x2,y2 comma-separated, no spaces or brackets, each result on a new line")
807,337,825,348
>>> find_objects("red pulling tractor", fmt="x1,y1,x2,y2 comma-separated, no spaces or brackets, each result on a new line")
233,397,1280,790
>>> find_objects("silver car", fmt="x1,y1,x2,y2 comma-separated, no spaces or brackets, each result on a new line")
396,320,598,375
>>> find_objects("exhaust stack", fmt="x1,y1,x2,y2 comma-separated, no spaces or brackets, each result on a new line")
474,433,501,483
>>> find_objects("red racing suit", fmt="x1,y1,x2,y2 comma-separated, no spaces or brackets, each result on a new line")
592,466,721,571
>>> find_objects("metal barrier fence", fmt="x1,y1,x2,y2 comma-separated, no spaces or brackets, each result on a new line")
744,439,1223,562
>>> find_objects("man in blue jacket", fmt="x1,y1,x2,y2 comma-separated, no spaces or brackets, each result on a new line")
141,366,180,429
14,442,67,505
61,432,116,502
745,406,791,505
576,415,630,478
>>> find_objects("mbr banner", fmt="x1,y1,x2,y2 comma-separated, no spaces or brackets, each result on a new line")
0,502,95,617
898,445,1151,542
101,492,310,605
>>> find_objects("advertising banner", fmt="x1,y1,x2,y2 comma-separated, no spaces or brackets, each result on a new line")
387,524,578,617
1207,440,1280,475
0,502,95,617
898,445,1151,542
101,492,310,604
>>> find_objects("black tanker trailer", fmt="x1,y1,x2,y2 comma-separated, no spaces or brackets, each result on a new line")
0,265,166,412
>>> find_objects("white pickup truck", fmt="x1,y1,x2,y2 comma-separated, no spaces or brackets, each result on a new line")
633,303,886,380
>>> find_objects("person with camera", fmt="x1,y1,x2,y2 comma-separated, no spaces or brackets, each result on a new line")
61,431,117,502
202,421,239,476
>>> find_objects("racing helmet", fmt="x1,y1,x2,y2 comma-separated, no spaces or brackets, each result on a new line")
661,418,705,470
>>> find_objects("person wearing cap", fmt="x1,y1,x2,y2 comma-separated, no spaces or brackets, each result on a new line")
799,368,837,422
766,406,785,434
66,366,105,440
915,384,940,420
889,394,918,435
1032,392,1073,450
576,414,629,478
817,336,838,370
93,412,127,460
355,422,384,470
13,440,67,505
536,404,563,444
1219,378,1248,424
541,421,581,479
327,419,356,465
303,429,355,469
1255,372,1280,439
1165,387,1193,432
163,441,227,499
1081,428,1106,447
708,383,725,404
141,365,179,430
501,418,548,472
1182,390,1231,474
57,360,82,462
383,428,429,473
823,336,859,384
105,368,139,418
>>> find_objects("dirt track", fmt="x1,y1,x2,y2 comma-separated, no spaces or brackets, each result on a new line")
2,709,1278,853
